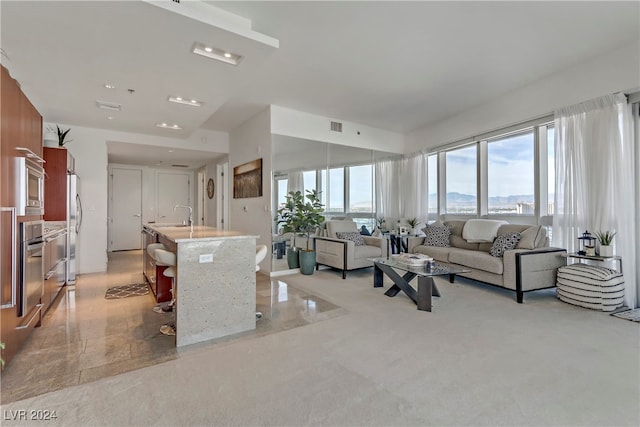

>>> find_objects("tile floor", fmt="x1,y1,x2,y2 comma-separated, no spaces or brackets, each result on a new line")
1,250,344,404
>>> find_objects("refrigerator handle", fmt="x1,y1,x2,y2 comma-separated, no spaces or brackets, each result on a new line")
1,207,17,308
76,194,83,234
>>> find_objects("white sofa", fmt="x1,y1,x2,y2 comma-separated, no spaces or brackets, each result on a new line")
315,220,389,278
407,219,567,303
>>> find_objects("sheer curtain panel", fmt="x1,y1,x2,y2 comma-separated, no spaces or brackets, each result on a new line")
287,170,304,195
402,152,429,223
553,93,637,309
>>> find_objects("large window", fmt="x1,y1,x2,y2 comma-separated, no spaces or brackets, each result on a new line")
276,178,288,207
547,127,555,214
327,167,344,212
303,170,316,194
487,131,534,214
428,154,438,217
446,145,477,214
348,164,373,213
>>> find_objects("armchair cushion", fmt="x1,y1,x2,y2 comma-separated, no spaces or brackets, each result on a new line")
336,231,365,246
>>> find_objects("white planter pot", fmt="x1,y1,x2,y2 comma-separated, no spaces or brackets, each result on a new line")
43,138,59,148
599,245,614,257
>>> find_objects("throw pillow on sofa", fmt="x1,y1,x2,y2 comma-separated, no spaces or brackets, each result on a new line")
336,231,366,246
516,225,544,249
490,232,521,257
422,224,451,247
462,219,508,243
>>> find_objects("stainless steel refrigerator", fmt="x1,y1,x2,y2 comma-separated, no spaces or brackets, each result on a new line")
67,173,82,284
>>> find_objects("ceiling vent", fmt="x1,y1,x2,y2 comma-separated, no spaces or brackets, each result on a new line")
96,100,122,111
330,121,343,132
171,164,189,168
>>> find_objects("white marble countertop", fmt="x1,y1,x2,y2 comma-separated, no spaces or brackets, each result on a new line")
144,223,257,243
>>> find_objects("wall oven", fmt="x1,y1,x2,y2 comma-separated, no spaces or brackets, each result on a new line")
16,147,45,216
19,220,44,327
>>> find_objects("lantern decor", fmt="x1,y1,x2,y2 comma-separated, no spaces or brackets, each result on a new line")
577,230,596,256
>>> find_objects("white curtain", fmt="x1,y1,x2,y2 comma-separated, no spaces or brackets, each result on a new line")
287,170,304,195
553,93,637,309
402,152,429,223
375,152,429,224
375,158,402,220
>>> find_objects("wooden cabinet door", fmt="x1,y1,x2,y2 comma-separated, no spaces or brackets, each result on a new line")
43,147,68,221
1,66,20,208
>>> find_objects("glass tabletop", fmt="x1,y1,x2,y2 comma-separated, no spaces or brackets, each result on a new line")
372,257,470,277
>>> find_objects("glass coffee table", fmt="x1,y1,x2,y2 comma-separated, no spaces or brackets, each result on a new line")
372,258,470,312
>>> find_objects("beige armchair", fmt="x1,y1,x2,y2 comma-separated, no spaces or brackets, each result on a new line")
315,220,389,278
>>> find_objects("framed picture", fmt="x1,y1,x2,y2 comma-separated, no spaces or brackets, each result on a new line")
233,158,263,198
207,178,215,199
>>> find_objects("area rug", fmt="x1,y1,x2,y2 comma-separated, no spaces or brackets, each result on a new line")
105,283,149,299
610,308,640,322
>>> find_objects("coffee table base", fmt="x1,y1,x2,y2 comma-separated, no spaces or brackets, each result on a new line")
374,263,441,312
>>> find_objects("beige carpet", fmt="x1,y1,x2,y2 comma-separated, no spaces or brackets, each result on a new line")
2,269,639,426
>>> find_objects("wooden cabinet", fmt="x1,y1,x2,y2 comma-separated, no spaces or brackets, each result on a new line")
1,65,43,372
43,147,69,221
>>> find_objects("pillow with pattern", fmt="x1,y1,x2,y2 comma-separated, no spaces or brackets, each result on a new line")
490,232,521,257
422,224,451,247
336,231,366,246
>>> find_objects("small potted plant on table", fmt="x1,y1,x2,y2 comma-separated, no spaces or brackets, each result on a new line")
407,217,420,234
594,230,616,257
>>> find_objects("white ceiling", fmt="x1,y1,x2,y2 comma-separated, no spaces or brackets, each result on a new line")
2,1,639,168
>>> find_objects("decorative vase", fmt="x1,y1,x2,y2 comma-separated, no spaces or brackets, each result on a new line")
298,250,316,275
599,245,614,257
287,247,300,269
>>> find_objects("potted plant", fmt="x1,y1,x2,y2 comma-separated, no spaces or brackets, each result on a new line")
376,216,386,232
276,190,325,273
594,230,616,257
46,125,72,147
276,191,302,269
407,217,419,234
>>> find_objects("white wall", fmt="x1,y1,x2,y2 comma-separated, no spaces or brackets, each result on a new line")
271,105,405,153
406,41,640,152
47,122,229,274
228,107,273,273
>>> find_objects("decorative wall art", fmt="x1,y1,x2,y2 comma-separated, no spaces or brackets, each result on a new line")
233,158,263,198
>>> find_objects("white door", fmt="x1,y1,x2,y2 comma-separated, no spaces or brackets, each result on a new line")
157,172,191,224
110,168,142,251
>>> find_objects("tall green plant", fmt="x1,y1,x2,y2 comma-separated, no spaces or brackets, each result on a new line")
276,190,325,251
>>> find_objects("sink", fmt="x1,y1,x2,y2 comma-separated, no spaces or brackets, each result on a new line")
148,223,190,228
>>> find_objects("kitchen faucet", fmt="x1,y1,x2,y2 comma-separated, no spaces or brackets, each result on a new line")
174,205,193,227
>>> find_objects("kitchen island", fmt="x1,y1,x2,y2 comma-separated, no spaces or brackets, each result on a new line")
143,224,258,347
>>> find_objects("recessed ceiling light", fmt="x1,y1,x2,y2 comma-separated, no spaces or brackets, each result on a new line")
104,84,116,89
168,96,203,107
168,149,174,153
191,42,242,66
106,116,114,120
156,123,183,130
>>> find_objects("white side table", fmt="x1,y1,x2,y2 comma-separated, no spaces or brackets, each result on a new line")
561,252,623,274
